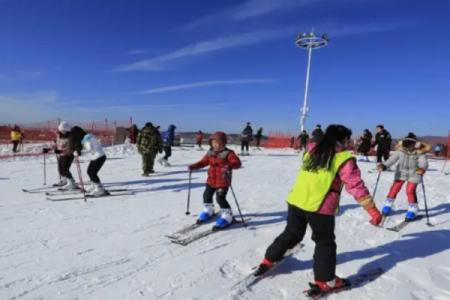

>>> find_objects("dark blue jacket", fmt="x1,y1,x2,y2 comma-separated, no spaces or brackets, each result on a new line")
161,125,176,145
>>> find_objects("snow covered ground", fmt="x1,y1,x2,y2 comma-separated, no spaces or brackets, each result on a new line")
1,145,449,300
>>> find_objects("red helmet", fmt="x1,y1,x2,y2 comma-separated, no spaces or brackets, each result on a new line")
210,131,227,145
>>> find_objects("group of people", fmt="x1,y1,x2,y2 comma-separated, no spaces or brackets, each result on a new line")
35,120,435,294
135,123,177,176
45,121,109,196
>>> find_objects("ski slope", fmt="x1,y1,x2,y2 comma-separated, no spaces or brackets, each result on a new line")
1,145,449,300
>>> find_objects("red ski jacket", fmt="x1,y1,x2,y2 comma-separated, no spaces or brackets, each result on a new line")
189,148,241,188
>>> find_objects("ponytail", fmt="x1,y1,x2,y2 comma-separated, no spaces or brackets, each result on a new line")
303,124,352,171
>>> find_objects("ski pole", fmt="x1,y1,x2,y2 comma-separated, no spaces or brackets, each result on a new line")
420,176,433,226
75,154,87,203
43,151,47,186
372,171,381,201
441,159,448,173
55,152,62,182
229,183,246,226
185,171,192,215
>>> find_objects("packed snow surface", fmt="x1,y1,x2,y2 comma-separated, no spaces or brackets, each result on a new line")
1,144,449,299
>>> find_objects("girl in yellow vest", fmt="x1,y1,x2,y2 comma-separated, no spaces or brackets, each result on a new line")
254,124,382,293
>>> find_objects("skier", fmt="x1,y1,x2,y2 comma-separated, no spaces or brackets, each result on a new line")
69,126,108,196
372,125,392,163
53,121,73,187
311,124,324,143
10,124,23,153
188,131,242,229
195,130,204,150
377,132,430,220
298,130,309,151
356,129,372,162
128,124,139,144
433,143,442,157
137,122,163,176
254,127,263,150
240,122,253,155
158,124,176,166
253,125,382,293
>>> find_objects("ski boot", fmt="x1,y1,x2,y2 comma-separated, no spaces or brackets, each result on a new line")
382,198,395,215
212,208,233,230
307,276,349,296
88,183,109,197
405,203,419,221
254,258,274,276
60,178,78,191
196,204,214,224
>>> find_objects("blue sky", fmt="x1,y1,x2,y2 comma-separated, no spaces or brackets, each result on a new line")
0,0,449,137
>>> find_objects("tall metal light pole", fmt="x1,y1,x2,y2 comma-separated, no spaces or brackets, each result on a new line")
295,32,329,133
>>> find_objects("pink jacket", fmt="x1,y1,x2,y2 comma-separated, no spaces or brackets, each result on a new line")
306,144,370,215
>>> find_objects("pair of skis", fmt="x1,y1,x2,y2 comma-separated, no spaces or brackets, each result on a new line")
22,185,134,201
382,215,424,232
166,217,250,246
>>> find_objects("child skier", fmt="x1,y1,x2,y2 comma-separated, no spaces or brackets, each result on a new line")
54,121,73,187
69,126,108,196
377,132,430,220
188,131,242,229
254,125,382,293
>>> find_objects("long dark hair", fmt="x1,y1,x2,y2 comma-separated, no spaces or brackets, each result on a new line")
303,124,352,171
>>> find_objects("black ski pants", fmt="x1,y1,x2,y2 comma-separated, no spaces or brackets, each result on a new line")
241,140,249,152
87,155,106,183
58,154,74,179
163,145,172,160
376,148,390,163
203,184,231,209
265,204,336,282
12,141,19,153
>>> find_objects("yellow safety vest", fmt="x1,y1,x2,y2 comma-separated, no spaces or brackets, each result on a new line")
10,130,22,141
287,151,354,212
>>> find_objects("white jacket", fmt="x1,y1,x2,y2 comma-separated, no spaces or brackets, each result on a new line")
81,134,105,160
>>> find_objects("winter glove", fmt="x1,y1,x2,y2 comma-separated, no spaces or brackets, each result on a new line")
367,207,383,226
73,151,80,157
54,149,62,154
188,165,195,171
42,148,50,154
376,164,386,172
416,168,426,175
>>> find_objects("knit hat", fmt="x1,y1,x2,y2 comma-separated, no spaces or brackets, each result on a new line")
58,121,70,133
210,131,227,145
404,132,417,142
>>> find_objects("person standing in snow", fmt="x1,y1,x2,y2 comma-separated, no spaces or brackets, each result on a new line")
195,130,204,150
253,125,382,293
356,129,372,162
68,126,108,196
188,132,242,229
377,132,430,220
298,130,309,151
240,122,253,155
10,124,23,153
254,127,263,150
53,121,73,187
372,125,392,163
159,124,176,166
311,124,324,143
137,122,163,176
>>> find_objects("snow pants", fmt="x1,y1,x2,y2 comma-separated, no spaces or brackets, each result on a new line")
141,152,157,174
203,184,231,209
387,179,418,203
376,148,390,163
58,154,74,179
264,204,336,282
163,145,172,160
12,141,19,153
241,140,249,152
87,155,106,184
